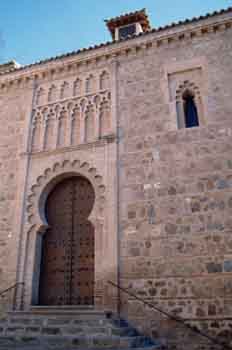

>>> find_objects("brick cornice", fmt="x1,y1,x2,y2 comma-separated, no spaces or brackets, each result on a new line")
0,11,232,91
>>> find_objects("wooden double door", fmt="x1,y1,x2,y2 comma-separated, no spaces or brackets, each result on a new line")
39,176,95,306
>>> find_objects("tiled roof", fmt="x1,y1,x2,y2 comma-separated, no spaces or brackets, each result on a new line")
1,6,232,76
105,8,151,38
105,8,147,25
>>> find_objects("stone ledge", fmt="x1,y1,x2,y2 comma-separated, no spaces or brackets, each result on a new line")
21,134,117,158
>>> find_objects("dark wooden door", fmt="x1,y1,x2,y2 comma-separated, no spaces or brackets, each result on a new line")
39,177,95,306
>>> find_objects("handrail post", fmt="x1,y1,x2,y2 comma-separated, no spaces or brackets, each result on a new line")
0,282,25,311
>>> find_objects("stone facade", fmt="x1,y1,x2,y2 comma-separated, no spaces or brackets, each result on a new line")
0,7,232,349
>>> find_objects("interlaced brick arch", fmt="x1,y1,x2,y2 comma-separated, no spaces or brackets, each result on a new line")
26,159,106,234
35,69,111,107
31,91,111,151
176,80,201,102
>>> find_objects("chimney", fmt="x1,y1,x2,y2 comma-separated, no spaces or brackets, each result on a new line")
105,9,151,41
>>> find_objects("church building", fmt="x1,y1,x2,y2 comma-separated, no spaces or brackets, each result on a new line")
0,7,232,350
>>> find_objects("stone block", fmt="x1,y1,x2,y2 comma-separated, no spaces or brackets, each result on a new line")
41,327,61,335
206,262,223,273
224,260,232,272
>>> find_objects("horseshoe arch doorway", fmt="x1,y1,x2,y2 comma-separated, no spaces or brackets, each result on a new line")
38,176,95,306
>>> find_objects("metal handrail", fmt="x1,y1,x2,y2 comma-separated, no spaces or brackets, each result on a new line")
0,282,24,298
108,280,232,350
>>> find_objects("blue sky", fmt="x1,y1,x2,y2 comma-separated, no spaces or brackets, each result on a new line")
0,0,231,65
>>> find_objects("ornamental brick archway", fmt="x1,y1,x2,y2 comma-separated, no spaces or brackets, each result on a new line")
15,159,119,312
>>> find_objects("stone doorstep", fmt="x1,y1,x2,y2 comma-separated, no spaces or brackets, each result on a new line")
5,318,110,327
0,347,161,350
12,306,108,316
5,317,112,327
0,335,155,347
5,317,129,326
0,340,161,350
7,312,110,323
3,321,135,331
3,325,139,337
4,311,131,329
4,319,130,331
30,305,94,311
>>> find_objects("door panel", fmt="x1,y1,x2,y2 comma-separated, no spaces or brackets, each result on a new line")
71,178,95,305
39,177,95,306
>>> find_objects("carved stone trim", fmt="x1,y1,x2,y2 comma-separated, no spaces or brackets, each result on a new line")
30,90,112,153
176,80,201,102
35,73,110,108
26,159,106,233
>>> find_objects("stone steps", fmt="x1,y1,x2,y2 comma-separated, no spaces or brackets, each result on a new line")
0,309,165,350
0,348,161,350
0,347,159,350
0,335,158,347
0,326,139,337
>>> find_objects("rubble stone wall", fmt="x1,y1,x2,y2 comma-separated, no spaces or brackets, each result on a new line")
117,24,232,349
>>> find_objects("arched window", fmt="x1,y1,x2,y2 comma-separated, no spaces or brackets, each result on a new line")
60,82,69,100
176,81,203,129
85,75,94,94
99,71,110,90
73,79,81,96
48,85,57,103
36,87,45,106
57,108,68,147
71,107,81,145
85,105,95,142
183,90,199,128
31,113,42,151
99,100,111,137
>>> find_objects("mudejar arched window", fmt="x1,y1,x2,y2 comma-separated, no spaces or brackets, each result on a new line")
183,90,199,128
176,81,204,129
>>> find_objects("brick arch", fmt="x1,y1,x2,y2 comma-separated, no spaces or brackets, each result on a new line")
26,159,106,235
99,70,110,90
73,78,82,96
175,80,205,128
35,87,46,106
19,159,107,309
176,80,201,102
85,74,95,94
60,81,70,99
48,84,57,102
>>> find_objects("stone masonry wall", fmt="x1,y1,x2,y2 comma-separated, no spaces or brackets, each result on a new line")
0,83,33,313
118,24,232,349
